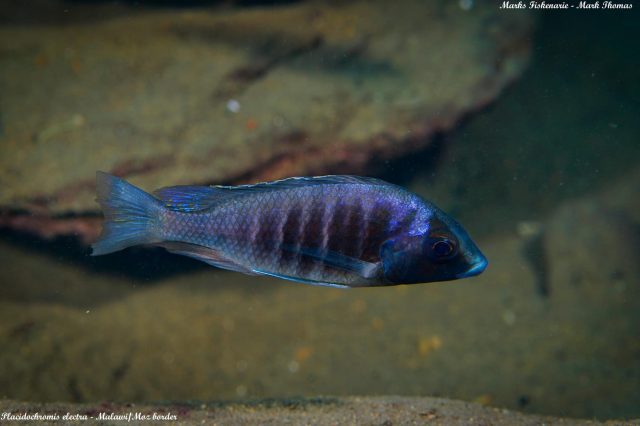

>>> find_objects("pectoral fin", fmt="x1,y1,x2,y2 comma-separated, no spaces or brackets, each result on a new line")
283,245,381,279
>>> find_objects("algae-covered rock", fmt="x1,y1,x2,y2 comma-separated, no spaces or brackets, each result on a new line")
0,0,532,241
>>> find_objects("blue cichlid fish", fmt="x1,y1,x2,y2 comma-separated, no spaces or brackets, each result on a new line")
92,172,487,288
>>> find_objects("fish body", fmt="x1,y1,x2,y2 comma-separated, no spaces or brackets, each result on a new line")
92,172,487,288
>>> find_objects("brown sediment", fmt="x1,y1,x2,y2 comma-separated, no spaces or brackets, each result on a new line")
0,397,625,425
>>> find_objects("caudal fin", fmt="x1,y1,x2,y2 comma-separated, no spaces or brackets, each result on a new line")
91,171,162,256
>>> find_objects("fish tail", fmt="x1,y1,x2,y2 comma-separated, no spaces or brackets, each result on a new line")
91,171,162,256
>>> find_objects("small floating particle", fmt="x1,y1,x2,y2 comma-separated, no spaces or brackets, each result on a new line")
418,335,442,357
226,99,240,113
371,317,384,331
474,394,493,406
71,114,86,127
34,54,48,68
294,346,313,363
70,59,83,75
235,385,247,397
459,0,474,10
287,360,299,373
517,221,543,238
245,118,258,130
502,310,516,326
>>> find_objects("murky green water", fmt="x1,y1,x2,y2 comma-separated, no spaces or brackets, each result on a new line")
1,1,638,421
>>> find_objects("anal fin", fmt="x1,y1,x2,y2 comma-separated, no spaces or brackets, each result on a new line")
156,242,257,275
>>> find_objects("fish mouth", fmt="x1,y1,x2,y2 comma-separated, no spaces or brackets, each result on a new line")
456,253,488,279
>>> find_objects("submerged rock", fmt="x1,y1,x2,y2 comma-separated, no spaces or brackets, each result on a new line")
545,201,640,294
0,0,532,241
540,166,640,303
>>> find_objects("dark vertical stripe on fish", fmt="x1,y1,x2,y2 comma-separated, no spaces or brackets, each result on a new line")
356,197,369,260
299,199,325,275
361,200,393,261
279,201,302,269
301,199,324,251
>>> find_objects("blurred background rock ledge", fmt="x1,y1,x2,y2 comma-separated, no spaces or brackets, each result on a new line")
0,0,532,243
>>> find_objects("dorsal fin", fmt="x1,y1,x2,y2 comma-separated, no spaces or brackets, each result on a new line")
216,175,390,192
154,175,393,212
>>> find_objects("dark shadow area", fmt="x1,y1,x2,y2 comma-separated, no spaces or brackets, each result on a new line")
0,229,206,283
0,0,302,26
399,7,640,240
69,0,302,6
372,132,449,188
0,226,279,308
0,0,136,26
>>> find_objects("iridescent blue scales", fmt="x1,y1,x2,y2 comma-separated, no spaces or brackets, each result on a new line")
92,172,487,288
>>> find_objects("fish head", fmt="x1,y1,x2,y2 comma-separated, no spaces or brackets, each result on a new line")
381,207,487,284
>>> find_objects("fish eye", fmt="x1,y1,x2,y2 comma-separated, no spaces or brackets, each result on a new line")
433,239,453,257
427,234,458,261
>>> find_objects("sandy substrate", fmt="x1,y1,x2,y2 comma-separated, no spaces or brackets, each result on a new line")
1,396,634,425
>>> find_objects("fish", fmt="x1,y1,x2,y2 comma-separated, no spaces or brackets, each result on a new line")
91,171,487,288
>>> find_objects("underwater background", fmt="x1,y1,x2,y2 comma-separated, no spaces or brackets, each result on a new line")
0,0,638,421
